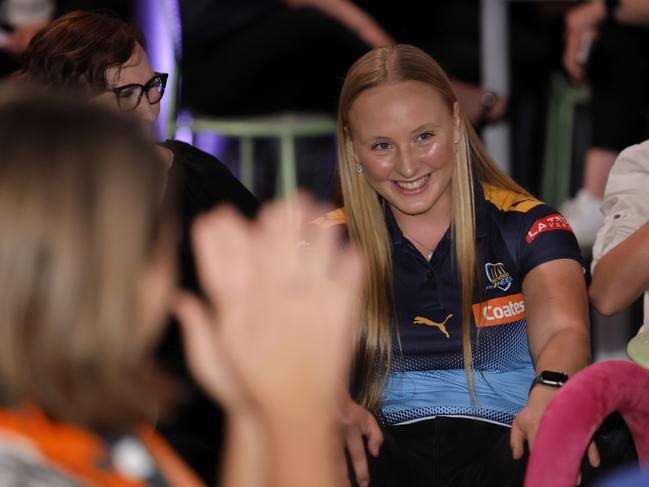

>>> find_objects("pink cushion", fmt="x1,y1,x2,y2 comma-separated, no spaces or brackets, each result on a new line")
525,360,649,487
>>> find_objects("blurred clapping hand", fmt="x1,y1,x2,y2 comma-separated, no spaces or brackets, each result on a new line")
175,194,364,487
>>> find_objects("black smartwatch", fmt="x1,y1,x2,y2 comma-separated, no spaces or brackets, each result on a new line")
529,370,569,394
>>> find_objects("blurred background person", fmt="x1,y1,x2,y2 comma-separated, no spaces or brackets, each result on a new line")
560,0,649,249
0,0,131,77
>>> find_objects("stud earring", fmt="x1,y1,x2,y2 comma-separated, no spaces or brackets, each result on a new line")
356,163,364,174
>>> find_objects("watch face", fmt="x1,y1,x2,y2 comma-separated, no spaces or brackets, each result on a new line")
540,371,568,385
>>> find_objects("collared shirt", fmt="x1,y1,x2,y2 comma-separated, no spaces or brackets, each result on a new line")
382,182,581,426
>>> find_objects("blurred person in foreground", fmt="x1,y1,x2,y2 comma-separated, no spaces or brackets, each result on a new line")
0,85,362,487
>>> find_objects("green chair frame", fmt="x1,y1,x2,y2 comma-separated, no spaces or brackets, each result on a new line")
160,0,337,197
541,72,591,208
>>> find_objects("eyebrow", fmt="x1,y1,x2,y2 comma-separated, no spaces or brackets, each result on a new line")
410,123,441,134
363,123,442,142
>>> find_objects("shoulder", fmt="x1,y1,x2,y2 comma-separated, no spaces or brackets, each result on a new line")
0,436,83,486
482,183,543,214
163,139,259,218
480,183,580,272
164,139,227,171
605,139,649,197
481,183,566,239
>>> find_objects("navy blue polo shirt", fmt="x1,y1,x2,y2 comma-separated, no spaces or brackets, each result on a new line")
381,183,582,426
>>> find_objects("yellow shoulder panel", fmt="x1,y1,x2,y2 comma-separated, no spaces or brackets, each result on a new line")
313,208,347,228
482,183,542,213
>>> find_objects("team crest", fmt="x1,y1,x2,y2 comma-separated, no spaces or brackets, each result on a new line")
485,262,512,292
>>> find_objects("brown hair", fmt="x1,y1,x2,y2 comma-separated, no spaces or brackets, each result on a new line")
0,83,171,429
337,45,527,412
19,10,145,89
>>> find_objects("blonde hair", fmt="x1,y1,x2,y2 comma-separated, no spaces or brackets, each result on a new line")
337,45,527,412
0,84,172,429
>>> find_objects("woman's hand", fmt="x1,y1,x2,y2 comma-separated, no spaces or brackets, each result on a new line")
510,385,557,459
562,1,605,82
337,393,383,487
511,386,600,471
175,195,364,416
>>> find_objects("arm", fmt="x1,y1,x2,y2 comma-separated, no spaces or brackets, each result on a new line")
590,220,649,315
283,0,392,47
589,141,649,315
510,259,591,458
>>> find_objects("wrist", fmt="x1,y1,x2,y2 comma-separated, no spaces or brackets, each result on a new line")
529,370,569,395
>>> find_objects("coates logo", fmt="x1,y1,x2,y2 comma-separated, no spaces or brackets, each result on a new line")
484,262,512,292
472,293,526,328
526,213,573,243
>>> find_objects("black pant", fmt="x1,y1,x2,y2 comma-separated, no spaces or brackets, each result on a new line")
351,415,637,487
181,6,370,116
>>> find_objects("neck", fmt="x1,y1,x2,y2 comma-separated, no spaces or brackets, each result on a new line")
391,188,452,256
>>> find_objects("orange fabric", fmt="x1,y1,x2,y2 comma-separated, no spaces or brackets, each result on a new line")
137,425,206,487
0,407,206,487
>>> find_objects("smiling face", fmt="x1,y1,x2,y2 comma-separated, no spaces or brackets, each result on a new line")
348,80,461,222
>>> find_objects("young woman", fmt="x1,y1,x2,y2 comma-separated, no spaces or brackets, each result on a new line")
323,44,594,486
18,11,259,482
0,86,361,487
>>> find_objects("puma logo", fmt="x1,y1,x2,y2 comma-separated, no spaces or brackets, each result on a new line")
413,314,453,339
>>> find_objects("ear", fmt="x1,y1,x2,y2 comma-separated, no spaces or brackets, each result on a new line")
345,125,361,162
452,101,462,143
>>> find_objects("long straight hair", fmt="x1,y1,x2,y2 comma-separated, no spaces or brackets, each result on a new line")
337,45,527,412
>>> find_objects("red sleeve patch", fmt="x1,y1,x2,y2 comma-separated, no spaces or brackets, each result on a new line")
525,213,573,243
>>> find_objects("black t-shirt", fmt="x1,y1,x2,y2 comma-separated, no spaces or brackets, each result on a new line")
156,140,259,485
164,139,258,290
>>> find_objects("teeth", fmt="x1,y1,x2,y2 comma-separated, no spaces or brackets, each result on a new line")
396,175,428,190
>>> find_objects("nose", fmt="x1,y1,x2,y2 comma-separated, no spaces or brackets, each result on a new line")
395,147,418,178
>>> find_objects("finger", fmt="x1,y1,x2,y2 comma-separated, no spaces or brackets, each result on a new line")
510,421,525,460
360,411,384,457
191,206,253,314
345,427,370,487
587,441,600,468
526,421,538,453
174,291,214,342
335,448,353,487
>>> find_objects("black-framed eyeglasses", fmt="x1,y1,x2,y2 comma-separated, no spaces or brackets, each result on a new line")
111,72,168,112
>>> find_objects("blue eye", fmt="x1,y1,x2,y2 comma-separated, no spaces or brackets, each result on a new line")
371,142,391,152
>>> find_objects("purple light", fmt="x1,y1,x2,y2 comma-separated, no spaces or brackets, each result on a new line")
135,0,177,142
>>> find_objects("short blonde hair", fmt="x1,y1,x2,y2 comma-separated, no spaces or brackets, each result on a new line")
0,84,172,429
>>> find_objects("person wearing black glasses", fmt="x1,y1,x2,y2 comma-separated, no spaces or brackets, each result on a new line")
18,10,259,486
